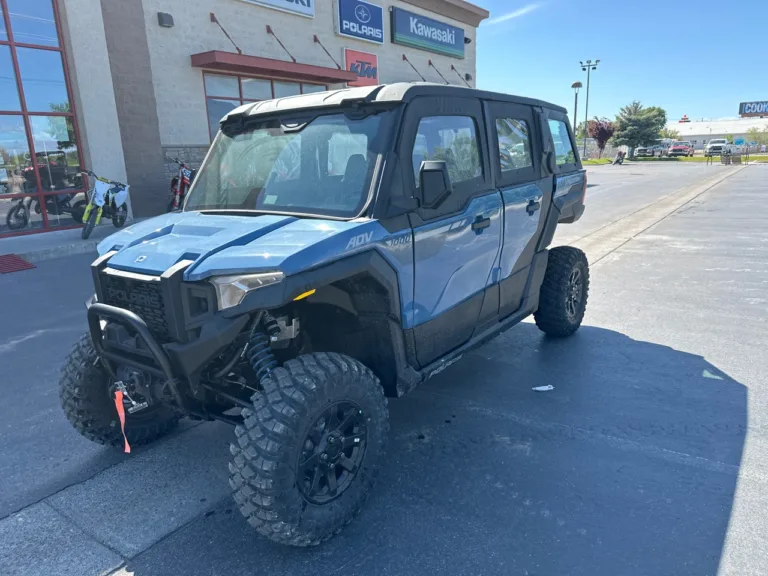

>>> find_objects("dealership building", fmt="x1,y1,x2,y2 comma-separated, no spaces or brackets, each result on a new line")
0,0,488,237
667,102,768,150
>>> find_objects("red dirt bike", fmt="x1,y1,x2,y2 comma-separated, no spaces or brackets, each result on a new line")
167,158,196,212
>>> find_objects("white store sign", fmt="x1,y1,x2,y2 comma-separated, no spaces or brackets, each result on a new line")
239,0,314,18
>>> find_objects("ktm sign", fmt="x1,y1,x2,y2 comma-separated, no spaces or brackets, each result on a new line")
344,48,378,87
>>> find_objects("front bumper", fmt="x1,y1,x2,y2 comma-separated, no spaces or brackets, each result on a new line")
88,253,251,393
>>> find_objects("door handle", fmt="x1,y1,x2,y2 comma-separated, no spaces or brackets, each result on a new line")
471,215,491,232
526,199,541,215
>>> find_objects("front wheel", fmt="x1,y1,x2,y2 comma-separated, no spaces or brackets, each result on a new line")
534,246,590,337
6,202,29,230
230,352,389,547
81,207,98,239
59,333,179,448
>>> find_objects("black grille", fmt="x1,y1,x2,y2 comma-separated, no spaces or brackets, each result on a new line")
100,273,170,341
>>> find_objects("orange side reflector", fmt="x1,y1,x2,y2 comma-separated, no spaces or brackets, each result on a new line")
114,390,131,454
293,289,316,301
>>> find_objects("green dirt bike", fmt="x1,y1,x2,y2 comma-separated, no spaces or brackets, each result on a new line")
80,170,129,240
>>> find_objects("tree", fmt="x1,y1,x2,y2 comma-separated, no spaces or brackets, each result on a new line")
611,101,668,157
575,121,588,140
587,118,615,158
660,127,681,140
746,126,768,146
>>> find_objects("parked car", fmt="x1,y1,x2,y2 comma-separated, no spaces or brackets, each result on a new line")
635,144,667,157
59,83,589,547
705,139,732,157
667,141,694,157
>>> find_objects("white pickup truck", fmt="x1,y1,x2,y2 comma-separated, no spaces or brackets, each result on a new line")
705,139,732,157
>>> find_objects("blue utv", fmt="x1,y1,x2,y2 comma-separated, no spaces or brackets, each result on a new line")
60,83,588,546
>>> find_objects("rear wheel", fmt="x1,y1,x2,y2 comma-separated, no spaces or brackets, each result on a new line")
534,247,590,337
112,204,127,228
230,352,388,546
59,333,179,448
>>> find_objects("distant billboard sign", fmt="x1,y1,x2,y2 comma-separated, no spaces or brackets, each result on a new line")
739,101,768,117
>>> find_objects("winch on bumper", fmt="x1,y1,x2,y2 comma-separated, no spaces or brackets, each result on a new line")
87,251,251,418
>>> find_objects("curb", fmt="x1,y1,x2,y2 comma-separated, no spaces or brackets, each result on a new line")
1,219,144,264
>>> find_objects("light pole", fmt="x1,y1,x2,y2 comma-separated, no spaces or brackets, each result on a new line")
580,59,600,157
571,81,582,138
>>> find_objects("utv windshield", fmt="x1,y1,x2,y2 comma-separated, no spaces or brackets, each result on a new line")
185,111,389,218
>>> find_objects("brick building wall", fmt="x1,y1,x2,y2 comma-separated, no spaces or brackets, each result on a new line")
64,0,485,216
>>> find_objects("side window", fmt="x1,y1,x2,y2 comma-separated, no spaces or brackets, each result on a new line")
547,119,576,166
412,116,482,187
496,117,532,173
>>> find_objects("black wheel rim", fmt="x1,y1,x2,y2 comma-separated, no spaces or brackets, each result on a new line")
297,401,367,505
566,268,583,320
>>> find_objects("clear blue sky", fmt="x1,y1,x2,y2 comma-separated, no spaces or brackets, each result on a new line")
474,0,768,123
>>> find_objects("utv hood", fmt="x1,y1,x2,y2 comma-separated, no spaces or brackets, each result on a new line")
98,212,378,281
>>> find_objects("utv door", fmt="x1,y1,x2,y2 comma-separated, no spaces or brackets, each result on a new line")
486,102,553,317
401,96,503,367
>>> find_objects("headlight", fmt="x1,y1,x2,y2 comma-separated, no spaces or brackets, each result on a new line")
210,272,284,310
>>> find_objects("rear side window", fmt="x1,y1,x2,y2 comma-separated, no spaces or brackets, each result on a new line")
496,118,532,173
548,119,576,166
411,116,482,187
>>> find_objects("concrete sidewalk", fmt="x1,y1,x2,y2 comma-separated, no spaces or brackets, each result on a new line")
0,220,135,264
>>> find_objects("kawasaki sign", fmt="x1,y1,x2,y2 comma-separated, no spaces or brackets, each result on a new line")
739,101,768,117
390,7,465,59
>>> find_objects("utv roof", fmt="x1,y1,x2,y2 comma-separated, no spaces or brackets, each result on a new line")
222,82,567,124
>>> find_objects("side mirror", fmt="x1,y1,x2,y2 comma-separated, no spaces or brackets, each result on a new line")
545,151,557,174
418,160,452,209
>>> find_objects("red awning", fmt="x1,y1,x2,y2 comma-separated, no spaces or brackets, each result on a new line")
191,50,356,85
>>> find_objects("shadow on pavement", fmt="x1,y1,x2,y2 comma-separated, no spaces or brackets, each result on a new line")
122,322,746,576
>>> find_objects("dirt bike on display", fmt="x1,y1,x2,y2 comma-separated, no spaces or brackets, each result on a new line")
80,170,129,239
168,158,196,212
5,191,85,231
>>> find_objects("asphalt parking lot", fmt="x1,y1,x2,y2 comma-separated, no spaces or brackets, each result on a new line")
1,163,767,575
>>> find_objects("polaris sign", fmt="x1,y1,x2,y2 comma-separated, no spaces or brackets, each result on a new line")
391,7,464,59
739,101,768,117
338,0,383,44
240,0,314,18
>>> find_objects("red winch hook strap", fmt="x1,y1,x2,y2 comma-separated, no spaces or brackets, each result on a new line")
113,390,131,454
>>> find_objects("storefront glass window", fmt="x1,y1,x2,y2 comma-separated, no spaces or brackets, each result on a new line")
29,116,80,191
6,0,59,47
0,115,33,195
0,5,7,42
0,194,45,234
302,84,326,94
16,47,69,112
242,78,272,100
207,98,239,141
0,46,21,110
273,81,301,98
0,0,85,237
204,74,239,98
203,74,328,141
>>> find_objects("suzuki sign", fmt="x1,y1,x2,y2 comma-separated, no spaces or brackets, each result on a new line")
239,0,314,18
344,48,378,87
739,101,768,117
338,0,384,44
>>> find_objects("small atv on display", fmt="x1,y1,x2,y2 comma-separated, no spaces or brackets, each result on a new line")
60,83,589,546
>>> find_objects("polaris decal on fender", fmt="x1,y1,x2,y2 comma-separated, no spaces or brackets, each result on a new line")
346,231,373,250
